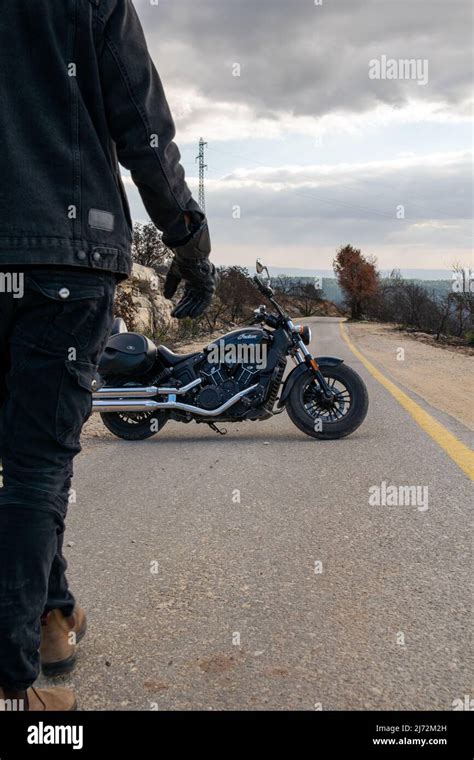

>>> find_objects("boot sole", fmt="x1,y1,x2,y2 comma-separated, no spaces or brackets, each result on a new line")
28,696,78,711
41,653,77,678
41,620,87,678
76,620,87,644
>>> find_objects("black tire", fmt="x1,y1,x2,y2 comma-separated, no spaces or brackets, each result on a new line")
286,364,368,439
100,410,168,440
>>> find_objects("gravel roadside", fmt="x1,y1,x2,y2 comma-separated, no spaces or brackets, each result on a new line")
346,321,474,430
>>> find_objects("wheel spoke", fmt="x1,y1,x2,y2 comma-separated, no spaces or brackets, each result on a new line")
302,373,353,424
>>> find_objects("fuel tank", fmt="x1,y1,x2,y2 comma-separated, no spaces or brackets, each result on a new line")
205,327,270,368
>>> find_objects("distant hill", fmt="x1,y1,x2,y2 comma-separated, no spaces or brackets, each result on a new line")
254,268,452,306
257,265,452,281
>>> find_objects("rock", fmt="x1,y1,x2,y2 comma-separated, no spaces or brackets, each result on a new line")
131,262,160,286
116,263,172,333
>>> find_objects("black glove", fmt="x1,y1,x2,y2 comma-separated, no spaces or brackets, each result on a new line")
163,219,217,319
164,257,216,318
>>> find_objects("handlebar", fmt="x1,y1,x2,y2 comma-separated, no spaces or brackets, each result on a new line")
252,276,289,320
253,275,274,298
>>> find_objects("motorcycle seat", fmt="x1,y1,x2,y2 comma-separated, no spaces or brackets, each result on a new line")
157,345,198,367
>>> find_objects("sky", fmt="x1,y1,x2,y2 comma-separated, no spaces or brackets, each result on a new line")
124,0,473,275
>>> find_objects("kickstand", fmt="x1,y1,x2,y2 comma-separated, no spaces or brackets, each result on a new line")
208,422,227,435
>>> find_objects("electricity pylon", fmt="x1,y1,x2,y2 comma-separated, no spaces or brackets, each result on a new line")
196,137,208,213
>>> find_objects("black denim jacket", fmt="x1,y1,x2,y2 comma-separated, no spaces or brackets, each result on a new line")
0,0,202,277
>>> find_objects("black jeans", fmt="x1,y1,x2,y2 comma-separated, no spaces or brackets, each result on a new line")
0,268,115,690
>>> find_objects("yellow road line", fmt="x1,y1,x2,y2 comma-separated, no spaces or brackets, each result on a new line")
339,321,474,480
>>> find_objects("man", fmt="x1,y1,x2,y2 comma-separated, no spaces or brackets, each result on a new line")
0,0,215,711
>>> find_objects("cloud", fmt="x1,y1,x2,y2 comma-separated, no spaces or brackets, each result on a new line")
121,2,472,270
204,150,473,225
135,0,473,140
123,149,473,268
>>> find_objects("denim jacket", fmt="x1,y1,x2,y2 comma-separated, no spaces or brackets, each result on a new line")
0,0,202,277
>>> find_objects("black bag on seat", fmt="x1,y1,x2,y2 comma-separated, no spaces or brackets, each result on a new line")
99,332,156,377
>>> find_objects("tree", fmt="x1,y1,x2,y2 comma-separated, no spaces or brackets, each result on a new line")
197,266,262,333
434,292,454,341
274,275,295,296
215,266,261,323
400,281,432,330
132,222,171,272
451,262,473,337
333,244,378,319
292,280,324,317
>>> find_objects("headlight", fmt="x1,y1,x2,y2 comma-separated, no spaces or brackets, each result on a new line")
295,325,311,345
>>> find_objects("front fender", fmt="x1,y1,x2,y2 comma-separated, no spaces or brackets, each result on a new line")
277,356,344,408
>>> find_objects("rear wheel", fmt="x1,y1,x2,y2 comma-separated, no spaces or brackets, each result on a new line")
100,409,168,440
99,378,168,440
286,364,368,439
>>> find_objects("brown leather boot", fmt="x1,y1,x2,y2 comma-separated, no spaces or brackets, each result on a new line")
40,606,87,677
0,686,77,711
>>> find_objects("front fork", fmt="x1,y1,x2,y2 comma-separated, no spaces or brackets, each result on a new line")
292,341,334,400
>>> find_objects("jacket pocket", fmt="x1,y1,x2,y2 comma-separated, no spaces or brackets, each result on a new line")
56,360,98,446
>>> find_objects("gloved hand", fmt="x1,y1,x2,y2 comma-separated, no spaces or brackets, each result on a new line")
163,217,217,319
164,257,216,318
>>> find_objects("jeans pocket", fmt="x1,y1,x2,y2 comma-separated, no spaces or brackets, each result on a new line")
25,275,107,352
56,360,98,446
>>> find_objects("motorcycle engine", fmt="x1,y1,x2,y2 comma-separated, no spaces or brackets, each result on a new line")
196,360,261,412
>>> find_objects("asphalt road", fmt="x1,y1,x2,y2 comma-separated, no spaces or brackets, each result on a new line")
39,317,473,710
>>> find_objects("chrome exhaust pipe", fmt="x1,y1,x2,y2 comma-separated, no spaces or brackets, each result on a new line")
94,378,202,399
92,383,259,416
94,399,167,412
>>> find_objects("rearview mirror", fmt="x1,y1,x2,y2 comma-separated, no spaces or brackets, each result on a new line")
256,258,271,283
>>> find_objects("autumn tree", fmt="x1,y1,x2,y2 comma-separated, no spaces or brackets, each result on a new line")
333,244,378,319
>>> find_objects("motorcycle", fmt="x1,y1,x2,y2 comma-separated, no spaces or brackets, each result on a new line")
92,259,368,440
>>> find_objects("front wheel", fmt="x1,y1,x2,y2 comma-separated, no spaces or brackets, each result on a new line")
286,364,368,439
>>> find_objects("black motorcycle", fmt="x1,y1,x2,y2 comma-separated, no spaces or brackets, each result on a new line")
93,260,368,440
